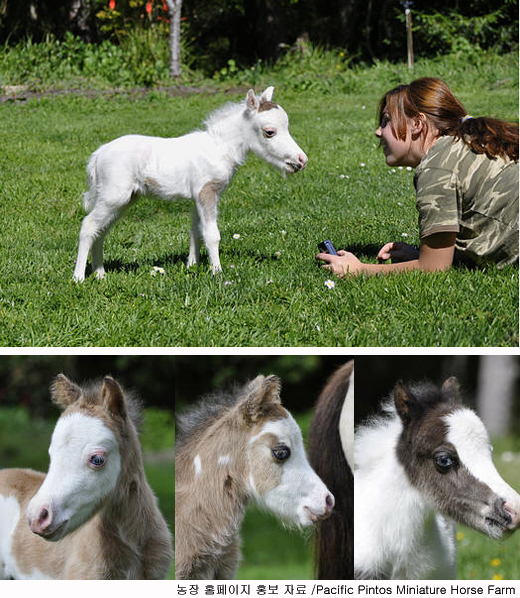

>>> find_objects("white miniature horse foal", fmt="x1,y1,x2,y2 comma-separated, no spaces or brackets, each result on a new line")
175,374,334,579
0,375,173,579
355,377,520,580
73,86,307,281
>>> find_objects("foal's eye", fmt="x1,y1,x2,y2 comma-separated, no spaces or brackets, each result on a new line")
263,128,276,138
272,445,291,461
88,454,106,468
434,453,454,473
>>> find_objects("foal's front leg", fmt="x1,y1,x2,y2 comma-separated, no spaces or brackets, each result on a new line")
195,182,223,274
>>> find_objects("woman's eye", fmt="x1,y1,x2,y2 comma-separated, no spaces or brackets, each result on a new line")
89,454,106,468
263,129,276,138
272,446,290,461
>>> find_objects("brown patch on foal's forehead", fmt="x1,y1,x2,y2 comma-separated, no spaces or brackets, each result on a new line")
251,403,288,428
251,432,283,447
248,431,285,495
411,403,463,450
64,397,121,437
258,100,279,113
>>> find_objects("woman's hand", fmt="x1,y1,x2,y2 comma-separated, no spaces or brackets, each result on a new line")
377,242,420,262
316,250,363,277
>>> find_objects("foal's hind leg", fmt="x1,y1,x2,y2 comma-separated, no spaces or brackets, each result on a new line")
187,204,201,268
196,182,223,274
73,201,129,282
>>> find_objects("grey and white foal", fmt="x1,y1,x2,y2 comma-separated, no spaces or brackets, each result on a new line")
175,375,334,579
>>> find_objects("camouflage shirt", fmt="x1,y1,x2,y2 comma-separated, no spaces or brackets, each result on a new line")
414,136,519,267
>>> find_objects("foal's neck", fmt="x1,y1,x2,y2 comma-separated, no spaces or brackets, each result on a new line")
102,435,151,539
356,420,455,579
205,107,253,167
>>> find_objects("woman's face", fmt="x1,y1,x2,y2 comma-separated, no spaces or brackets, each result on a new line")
375,109,416,167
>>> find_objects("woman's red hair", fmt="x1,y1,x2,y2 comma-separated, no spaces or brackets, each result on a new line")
378,77,518,162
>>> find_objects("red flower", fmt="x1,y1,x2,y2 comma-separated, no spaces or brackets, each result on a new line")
162,1,167,10
145,1,152,14
109,0,115,10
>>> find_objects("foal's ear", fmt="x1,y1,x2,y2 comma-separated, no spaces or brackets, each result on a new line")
51,374,82,408
239,374,282,424
246,89,259,112
441,376,461,402
101,376,127,420
394,381,413,425
260,86,275,103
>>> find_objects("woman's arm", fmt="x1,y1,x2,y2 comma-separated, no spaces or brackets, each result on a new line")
317,232,456,277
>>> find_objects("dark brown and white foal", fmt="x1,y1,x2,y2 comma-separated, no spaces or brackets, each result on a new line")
354,377,520,580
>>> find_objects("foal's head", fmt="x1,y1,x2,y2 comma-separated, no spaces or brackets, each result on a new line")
178,375,334,527
241,376,334,526
243,87,308,174
394,377,520,539
26,375,134,541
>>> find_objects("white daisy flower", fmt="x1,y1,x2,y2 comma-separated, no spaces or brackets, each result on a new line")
324,279,336,289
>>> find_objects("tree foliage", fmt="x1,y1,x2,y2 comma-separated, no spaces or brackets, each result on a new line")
0,1,516,75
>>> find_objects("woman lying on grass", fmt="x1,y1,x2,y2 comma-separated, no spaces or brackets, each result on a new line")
318,77,519,277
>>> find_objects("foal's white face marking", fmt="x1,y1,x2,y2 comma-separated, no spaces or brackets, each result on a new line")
218,455,231,466
247,414,333,527
193,455,202,477
26,412,121,541
445,408,520,531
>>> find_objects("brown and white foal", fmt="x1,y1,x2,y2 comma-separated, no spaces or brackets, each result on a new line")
0,375,173,579
175,374,334,580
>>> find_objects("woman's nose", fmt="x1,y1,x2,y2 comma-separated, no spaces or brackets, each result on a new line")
375,127,382,138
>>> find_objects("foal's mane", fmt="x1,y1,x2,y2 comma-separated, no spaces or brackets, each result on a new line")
203,100,245,132
359,380,455,429
75,378,143,432
176,385,244,450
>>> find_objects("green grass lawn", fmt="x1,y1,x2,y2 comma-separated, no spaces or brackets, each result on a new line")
0,52,517,346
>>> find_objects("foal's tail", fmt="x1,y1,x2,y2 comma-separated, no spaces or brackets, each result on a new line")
82,150,99,213
308,361,354,580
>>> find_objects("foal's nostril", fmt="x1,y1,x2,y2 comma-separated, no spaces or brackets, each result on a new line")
325,493,334,512
38,506,52,530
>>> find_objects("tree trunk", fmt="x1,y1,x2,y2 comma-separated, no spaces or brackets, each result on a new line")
165,0,182,77
68,0,95,42
476,355,518,437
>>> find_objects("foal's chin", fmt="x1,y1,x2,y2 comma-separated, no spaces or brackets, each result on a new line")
467,514,516,541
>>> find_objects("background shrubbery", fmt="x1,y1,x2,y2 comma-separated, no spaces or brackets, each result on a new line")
0,0,517,88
